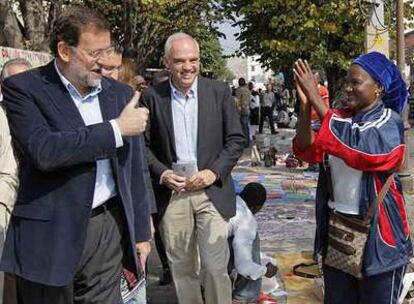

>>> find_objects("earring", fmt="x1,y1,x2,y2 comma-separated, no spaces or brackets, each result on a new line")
375,90,380,97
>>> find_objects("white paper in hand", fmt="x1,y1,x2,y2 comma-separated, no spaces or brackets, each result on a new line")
172,160,198,178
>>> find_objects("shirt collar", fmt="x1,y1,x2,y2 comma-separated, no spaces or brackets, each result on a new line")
54,60,102,100
169,77,198,100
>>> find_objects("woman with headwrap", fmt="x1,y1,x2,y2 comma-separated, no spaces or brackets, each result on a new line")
292,52,412,304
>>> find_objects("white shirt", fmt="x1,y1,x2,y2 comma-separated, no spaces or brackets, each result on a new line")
328,155,362,215
54,61,123,209
250,95,260,109
170,79,198,162
263,92,275,107
228,196,267,280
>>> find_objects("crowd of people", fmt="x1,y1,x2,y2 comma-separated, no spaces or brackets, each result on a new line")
0,5,412,304
233,78,306,144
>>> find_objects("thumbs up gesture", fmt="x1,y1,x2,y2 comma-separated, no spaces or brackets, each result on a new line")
116,91,149,136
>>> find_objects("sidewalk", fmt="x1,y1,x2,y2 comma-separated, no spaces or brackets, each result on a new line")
146,127,414,304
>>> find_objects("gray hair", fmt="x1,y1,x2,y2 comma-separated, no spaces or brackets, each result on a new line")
1,58,32,82
164,32,200,59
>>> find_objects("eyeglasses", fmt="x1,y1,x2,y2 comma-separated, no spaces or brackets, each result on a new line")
69,45,115,59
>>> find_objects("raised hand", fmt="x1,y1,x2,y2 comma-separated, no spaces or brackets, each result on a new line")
294,74,309,106
293,59,320,104
116,91,149,136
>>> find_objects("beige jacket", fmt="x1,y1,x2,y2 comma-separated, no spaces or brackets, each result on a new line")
0,107,18,228
235,86,251,115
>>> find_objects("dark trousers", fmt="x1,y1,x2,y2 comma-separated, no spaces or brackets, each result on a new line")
259,107,276,134
16,199,126,304
240,114,250,147
152,213,169,270
323,264,407,304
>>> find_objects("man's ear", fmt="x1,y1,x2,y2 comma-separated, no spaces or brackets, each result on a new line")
57,42,71,63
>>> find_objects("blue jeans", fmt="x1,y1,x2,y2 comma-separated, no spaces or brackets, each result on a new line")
240,114,250,147
229,233,262,302
122,283,146,304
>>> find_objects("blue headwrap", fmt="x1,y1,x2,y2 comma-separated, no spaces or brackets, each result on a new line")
352,51,408,113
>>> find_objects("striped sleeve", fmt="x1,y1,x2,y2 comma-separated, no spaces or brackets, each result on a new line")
316,109,405,172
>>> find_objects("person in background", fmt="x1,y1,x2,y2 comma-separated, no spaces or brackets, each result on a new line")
100,47,158,304
100,43,123,80
119,58,136,87
0,58,32,225
0,7,154,303
281,84,290,108
310,72,329,127
248,82,260,141
293,53,411,304
259,83,277,134
141,32,245,304
152,70,170,86
228,183,278,304
235,77,251,147
0,58,32,304
132,75,148,92
276,104,290,128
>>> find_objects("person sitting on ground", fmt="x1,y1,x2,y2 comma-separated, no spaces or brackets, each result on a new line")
276,104,290,128
228,182,278,304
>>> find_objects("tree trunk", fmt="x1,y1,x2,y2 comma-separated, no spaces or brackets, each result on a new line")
0,0,25,49
18,0,49,52
46,0,63,46
122,0,137,57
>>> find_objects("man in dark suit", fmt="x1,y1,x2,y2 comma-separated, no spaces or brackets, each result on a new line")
141,32,245,304
0,7,154,304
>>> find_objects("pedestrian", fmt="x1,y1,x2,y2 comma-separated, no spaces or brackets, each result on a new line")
100,42,123,80
0,58,32,304
141,32,245,304
235,77,251,147
280,84,290,108
228,183,278,304
310,72,330,130
248,82,260,141
259,83,277,134
293,52,412,304
0,6,155,304
100,45,157,303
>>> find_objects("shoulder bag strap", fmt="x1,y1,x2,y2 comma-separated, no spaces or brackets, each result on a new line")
365,174,394,222
324,154,335,202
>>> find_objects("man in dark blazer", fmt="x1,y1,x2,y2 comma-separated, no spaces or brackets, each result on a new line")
0,7,154,304
141,32,245,304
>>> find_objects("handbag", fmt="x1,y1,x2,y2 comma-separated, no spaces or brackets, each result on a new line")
323,155,393,278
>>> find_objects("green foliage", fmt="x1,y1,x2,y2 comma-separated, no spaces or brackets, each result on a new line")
223,1,366,72
68,0,231,79
220,0,414,98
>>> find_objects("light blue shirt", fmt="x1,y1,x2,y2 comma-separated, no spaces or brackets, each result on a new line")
54,61,123,208
170,79,198,162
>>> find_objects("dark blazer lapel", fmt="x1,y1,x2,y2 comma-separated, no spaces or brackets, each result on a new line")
197,77,209,158
97,79,120,175
41,62,85,128
158,82,176,158
98,79,117,121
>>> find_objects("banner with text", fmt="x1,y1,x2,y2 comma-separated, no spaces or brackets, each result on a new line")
0,47,52,69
